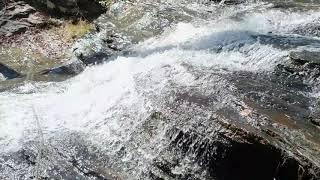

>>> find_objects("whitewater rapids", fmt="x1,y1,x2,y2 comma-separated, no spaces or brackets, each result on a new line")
1,0,320,179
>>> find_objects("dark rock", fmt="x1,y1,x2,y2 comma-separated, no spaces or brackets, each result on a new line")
0,1,45,36
164,126,314,180
24,0,105,19
210,0,245,5
71,23,131,66
148,112,320,180
40,58,85,75
290,50,320,65
0,62,21,79
78,52,110,65
311,118,320,127
310,109,320,127
273,50,320,83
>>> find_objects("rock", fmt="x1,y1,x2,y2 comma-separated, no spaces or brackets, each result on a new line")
273,50,320,82
40,58,85,75
221,0,245,5
71,23,131,66
293,21,320,37
24,0,105,19
311,118,320,127
0,62,21,79
145,101,320,180
290,50,320,65
152,121,318,180
310,108,320,127
0,1,46,37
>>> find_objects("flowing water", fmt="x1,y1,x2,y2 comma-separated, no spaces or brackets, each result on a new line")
0,0,320,179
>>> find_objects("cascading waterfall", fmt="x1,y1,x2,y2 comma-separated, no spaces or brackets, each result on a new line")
0,0,320,179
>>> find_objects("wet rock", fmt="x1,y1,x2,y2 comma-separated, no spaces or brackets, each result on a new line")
71,23,131,66
0,62,21,79
40,58,85,76
148,112,320,180
0,132,121,179
293,21,320,37
290,50,320,65
272,50,320,83
310,108,320,127
311,118,320,127
275,50,320,81
0,1,45,37
209,0,244,5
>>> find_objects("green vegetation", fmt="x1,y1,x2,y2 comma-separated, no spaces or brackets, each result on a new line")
63,19,94,41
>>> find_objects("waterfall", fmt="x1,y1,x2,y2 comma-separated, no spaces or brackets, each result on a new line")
1,0,320,179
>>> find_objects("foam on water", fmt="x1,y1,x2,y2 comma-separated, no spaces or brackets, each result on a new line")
0,0,315,151
0,1,320,178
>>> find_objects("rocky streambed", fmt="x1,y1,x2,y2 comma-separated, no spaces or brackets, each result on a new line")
0,0,320,179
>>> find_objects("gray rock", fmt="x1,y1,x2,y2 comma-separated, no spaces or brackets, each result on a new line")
0,62,21,79
293,21,320,37
40,58,85,75
0,1,45,36
310,108,320,127
311,118,320,126
71,23,131,66
290,50,320,65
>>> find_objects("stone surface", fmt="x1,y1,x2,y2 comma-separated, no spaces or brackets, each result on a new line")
0,1,320,179
71,22,131,66
40,58,85,75
24,0,105,18
0,62,21,79
290,50,320,65
0,1,46,37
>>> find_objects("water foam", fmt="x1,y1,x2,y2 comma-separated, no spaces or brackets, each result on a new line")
0,0,308,153
0,1,320,178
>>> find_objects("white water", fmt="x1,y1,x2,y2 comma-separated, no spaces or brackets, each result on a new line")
1,1,320,179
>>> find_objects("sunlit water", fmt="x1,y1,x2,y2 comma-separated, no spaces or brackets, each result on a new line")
1,0,320,179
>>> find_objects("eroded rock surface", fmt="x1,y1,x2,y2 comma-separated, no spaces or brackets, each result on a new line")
0,1,46,37
24,0,105,18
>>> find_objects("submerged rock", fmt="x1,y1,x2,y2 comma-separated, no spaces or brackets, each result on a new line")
290,50,320,65
0,62,21,79
40,58,85,76
151,117,319,180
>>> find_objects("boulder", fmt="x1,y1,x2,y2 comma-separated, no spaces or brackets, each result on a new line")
0,1,45,37
71,23,131,66
24,0,105,18
274,50,320,81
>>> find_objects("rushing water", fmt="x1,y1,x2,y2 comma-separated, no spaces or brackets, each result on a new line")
0,0,320,179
